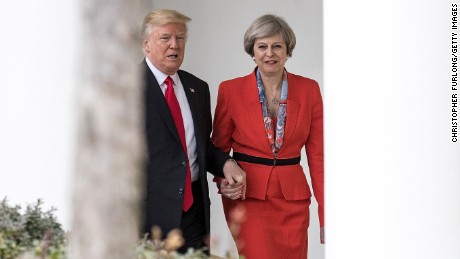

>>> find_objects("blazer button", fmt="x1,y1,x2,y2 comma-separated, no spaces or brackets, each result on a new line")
178,188,183,194
181,161,187,167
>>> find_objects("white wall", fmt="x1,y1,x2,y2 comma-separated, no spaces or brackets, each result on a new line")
2,1,460,259
0,0,78,231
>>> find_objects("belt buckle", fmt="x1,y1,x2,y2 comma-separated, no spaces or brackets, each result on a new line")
273,157,276,166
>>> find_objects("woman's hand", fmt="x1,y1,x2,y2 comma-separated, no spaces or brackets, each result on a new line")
219,178,244,200
222,159,246,200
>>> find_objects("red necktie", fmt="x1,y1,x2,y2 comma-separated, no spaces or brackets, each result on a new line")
164,76,193,211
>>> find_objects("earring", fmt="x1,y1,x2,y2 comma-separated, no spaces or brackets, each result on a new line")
252,56,255,61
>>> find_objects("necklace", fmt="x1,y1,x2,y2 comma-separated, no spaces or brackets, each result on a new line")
269,89,280,105
266,88,281,105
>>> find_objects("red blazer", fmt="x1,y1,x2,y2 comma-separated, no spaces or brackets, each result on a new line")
212,69,324,226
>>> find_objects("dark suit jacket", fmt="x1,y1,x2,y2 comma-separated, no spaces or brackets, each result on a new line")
142,60,229,237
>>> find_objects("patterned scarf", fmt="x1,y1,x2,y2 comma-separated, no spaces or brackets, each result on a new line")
256,68,288,156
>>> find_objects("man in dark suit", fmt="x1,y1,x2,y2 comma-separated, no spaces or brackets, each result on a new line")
140,9,246,253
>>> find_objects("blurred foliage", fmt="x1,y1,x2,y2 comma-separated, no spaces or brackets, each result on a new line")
0,198,67,259
0,198,239,259
135,225,213,259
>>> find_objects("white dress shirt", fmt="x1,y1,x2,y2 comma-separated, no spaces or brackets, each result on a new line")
146,58,199,182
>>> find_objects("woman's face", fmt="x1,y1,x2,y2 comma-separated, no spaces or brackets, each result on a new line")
253,34,287,76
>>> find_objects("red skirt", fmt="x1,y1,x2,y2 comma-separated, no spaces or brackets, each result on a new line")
222,170,311,259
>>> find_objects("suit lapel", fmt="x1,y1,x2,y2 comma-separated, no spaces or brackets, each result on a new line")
178,71,198,125
177,71,205,156
144,62,181,144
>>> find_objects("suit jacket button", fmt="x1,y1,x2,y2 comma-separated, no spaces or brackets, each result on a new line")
181,161,187,167
178,188,183,194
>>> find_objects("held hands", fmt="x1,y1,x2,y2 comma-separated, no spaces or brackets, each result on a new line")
222,159,246,200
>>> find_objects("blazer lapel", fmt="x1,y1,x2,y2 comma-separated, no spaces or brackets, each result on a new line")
283,73,300,149
284,100,300,146
244,72,275,154
245,71,300,156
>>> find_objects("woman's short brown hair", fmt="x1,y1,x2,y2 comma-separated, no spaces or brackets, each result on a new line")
244,14,296,57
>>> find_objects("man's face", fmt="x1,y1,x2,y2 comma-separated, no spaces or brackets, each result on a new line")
143,23,187,75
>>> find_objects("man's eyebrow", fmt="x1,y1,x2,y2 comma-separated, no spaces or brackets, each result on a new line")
158,32,186,37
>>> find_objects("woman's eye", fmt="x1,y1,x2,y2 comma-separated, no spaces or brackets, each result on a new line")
258,45,267,49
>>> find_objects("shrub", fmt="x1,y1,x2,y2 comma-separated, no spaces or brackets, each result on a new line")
0,198,235,259
0,198,67,259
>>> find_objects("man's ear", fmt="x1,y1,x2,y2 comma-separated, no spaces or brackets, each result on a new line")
143,40,150,53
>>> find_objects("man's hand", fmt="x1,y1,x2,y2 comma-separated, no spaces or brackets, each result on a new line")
222,159,246,200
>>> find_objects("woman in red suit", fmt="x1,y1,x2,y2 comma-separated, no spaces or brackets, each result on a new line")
212,14,324,258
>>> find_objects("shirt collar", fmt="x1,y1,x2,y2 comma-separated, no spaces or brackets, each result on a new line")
145,57,180,86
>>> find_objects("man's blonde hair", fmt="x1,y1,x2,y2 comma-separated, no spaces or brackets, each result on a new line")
141,9,191,44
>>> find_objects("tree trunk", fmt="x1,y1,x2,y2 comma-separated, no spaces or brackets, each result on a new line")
71,1,149,258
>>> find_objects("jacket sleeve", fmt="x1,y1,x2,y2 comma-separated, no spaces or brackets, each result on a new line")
204,81,231,178
211,81,235,153
208,81,236,181
305,80,325,227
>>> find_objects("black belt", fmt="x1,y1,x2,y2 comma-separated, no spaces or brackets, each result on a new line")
233,152,300,166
